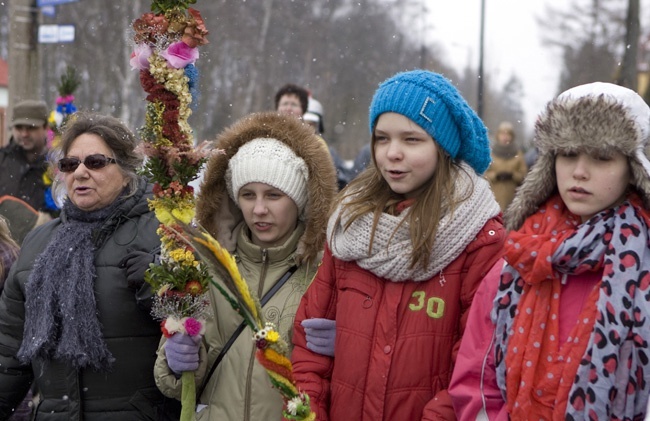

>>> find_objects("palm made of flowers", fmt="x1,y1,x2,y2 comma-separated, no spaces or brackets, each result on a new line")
131,2,209,421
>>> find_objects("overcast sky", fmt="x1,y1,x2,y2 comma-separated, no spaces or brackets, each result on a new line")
428,0,561,132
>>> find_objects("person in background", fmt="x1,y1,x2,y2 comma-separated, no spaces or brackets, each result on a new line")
0,215,34,421
0,100,57,219
524,145,539,169
302,97,325,136
0,215,18,294
485,121,528,212
0,113,177,420
272,84,343,191
350,142,372,179
274,83,309,118
154,112,337,420
291,70,505,420
0,196,51,246
303,96,351,190
450,82,650,420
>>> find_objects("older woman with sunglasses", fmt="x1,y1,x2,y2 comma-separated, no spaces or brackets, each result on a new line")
0,113,178,420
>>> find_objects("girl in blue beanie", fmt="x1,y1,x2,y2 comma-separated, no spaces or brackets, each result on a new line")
290,70,506,420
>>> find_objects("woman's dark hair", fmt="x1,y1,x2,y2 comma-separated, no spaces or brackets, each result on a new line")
274,83,309,114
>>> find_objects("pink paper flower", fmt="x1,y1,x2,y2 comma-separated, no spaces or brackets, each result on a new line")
160,41,199,69
184,317,203,337
130,43,152,70
56,95,75,105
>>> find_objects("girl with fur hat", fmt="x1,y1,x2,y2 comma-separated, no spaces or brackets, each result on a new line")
153,112,337,420
291,70,506,420
449,82,650,420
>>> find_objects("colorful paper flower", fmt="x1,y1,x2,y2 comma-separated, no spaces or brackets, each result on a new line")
184,280,203,296
133,12,169,44
182,8,209,48
161,320,172,338
183,317,203,336
130,44,153,70
55,95,75,105
160,41,199,69
267,330,280,343
287,397,301,416
157,283,172,297
164,317,183,335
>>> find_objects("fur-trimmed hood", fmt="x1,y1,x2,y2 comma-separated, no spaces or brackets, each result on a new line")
196,112,337,265
505,82,650,230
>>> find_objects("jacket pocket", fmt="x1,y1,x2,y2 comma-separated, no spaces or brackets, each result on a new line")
337,273,377,311
336,271,379,343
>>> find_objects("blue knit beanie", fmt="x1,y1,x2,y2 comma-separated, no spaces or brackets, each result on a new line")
368,70,491,174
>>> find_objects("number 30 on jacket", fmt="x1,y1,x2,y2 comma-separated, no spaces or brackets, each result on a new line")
408,291,445,318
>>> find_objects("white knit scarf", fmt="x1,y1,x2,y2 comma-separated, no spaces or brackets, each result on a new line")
327,163,501,282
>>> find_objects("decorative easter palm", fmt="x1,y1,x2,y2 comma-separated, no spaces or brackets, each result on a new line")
131,2,313,419
174,222,316,421
130,1,210,420
44,65,82,212
48,65,80,141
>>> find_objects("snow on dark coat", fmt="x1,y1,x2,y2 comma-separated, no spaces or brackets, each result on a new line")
0,180,172,421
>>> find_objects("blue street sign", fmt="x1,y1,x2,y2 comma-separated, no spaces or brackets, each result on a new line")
38,24,75,43
41,5,56,17
37,0,78,6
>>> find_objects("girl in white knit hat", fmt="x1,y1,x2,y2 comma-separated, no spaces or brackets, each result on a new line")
450,82,650,420
153,111,337,420
291,69,506,420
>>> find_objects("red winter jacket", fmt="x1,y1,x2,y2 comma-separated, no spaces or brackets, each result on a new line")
291,217,505,421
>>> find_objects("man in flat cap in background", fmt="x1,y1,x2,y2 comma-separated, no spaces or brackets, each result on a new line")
0,100,54,243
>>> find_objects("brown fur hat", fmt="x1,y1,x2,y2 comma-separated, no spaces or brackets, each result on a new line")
196,112,337,265
505,82,650,230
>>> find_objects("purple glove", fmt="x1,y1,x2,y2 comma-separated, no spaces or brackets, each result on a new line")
301,318,336,357
165,333,201,374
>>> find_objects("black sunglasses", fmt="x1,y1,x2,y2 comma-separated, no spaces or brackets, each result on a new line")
58,154,117,173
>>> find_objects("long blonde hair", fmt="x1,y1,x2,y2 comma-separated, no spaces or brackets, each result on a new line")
335,138,473,270
0,216,19,281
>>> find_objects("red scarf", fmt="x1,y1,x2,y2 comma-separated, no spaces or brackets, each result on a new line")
503,196,596,420
498,194,650,420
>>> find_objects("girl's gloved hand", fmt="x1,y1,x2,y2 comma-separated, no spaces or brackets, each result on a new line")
165,333,202,374
301,318,336,357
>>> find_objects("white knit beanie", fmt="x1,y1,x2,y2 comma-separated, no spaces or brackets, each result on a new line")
226,138,309,212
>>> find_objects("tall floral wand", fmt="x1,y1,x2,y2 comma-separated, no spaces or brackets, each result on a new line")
130,1,210,420
48,65,80,146
44,65,81,212
173,221,316,421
